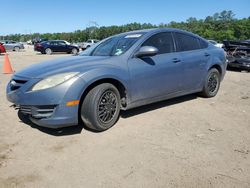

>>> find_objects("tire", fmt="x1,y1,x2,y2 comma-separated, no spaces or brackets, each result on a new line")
71,48,78,55
200,68,221,98
14,46,20,52
81,83,121,131
45,48,52,55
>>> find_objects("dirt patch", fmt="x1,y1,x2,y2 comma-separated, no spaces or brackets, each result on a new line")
0,174,41,188
0,143,15,168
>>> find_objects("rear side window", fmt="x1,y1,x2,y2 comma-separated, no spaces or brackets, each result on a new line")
174,33,200,52
142,32,174,54
199,39,208,49
49,41,56,45
58,41,66,45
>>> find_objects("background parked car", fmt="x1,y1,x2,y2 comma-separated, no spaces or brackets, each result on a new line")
79,39,99,50
0,42,6,54
26,40,33,45
34,40,79,55
1,40,24,51
208,40,224,48
223,40,250,71
32,38,48,45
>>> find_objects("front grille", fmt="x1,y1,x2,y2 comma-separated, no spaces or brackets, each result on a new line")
20,106,32,114
19,105,56,119
10,79,28,91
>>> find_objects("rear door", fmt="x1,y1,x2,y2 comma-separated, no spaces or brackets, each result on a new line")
57,41,68,52
128,32,183,102
49,41,58,51
173,32,208,91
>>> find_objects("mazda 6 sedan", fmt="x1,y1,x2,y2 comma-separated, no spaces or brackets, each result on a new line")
6,28,227,131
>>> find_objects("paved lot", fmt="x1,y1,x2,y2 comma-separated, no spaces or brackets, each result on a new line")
0,46,250,188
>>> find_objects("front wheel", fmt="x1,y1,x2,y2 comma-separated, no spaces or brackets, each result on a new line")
200,68,221,98
71,48,78,55
81,83,121,131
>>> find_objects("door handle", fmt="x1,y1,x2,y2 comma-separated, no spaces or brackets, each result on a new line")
204,53,210,57
172,58,181,63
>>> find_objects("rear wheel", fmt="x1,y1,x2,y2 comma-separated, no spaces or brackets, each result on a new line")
14,46,20,52
200,68,221,98
81,83,121,131
45,48,52,55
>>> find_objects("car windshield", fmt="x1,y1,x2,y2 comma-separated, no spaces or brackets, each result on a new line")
65,41,71,45
80,33,143,56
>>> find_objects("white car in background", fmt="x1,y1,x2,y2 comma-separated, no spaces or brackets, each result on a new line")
208,40,224,48
79,39,99,50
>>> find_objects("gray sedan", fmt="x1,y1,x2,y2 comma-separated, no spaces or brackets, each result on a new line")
1,40,24,51
6,28,227,131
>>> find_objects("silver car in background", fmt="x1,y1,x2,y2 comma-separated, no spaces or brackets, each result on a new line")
1,40,25,51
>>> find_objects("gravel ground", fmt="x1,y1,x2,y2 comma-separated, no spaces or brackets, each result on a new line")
0,46,250,188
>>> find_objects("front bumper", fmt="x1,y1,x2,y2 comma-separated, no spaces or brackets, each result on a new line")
6,74,86,129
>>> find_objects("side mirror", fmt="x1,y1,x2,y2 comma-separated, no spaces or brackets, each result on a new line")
135,46,159,58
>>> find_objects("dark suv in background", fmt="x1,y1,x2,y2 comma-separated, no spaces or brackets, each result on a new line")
34,40,79,55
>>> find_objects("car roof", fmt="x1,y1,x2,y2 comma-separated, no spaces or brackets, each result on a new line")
47,40,66,42
116,28,200,38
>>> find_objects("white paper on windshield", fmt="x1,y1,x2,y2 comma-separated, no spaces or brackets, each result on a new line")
125,34,142,38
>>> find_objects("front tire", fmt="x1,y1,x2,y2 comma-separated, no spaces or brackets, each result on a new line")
71,48,78,55
200,68,221,98
81,83,121,131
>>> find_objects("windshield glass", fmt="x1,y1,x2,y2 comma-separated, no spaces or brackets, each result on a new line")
65,41,71,45
79,33,143,56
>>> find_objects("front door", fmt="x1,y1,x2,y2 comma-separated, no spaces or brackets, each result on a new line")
128,32,183,102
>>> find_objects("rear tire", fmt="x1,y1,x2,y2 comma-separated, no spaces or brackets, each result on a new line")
14,46,20,52
45,48,52,55
200,68,221,98
81,83,121,131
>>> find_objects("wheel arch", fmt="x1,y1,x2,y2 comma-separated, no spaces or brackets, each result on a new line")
79,77,128,111
77,77,128,126
208,63,223,81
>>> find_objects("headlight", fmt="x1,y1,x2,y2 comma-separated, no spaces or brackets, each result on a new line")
31,72,79,91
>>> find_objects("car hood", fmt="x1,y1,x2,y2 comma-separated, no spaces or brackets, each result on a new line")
15,56,111,79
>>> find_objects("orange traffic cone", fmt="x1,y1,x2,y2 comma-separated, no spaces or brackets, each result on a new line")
3,54,14,74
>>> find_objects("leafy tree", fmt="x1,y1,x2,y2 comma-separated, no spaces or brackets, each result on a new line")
1,10,249,43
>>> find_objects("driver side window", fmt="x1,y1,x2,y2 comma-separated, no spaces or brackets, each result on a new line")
142,32,175,54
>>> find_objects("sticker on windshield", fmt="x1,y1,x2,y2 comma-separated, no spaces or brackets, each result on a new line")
125,34,142,38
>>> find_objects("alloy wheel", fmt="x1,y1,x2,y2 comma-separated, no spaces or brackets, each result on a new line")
97,90,118,124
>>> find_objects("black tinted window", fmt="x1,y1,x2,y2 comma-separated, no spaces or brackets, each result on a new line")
50,41,56,45
142,32,174,54
175,33,200,52
199,39,208,49
58,41,66,45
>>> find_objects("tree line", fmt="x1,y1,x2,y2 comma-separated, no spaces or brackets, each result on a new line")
1,10,250,43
